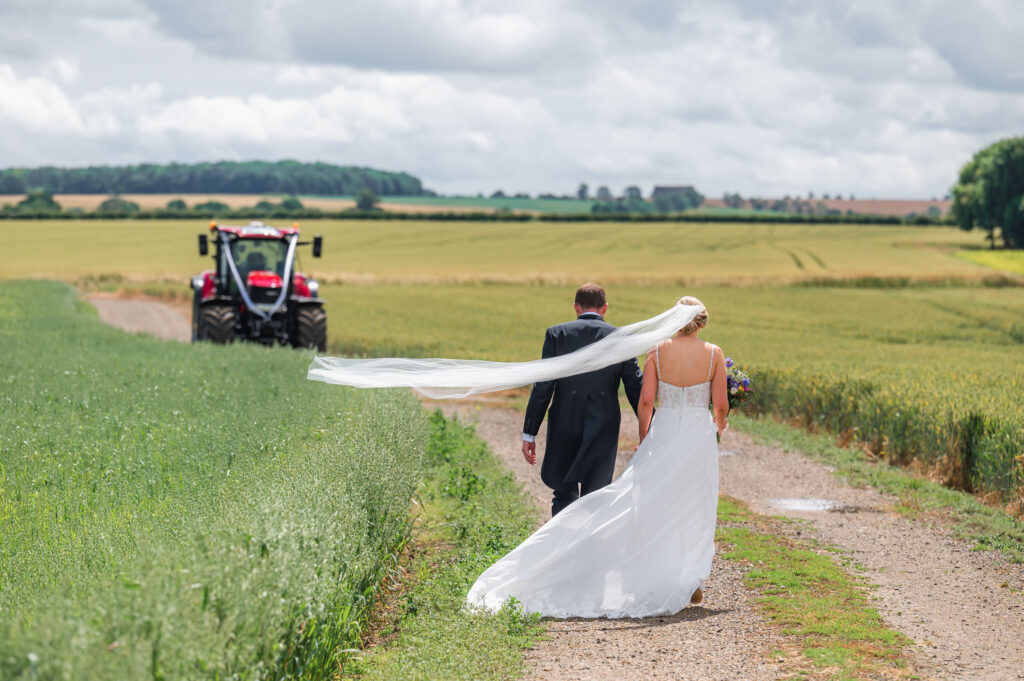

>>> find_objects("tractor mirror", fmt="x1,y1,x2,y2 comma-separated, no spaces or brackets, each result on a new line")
198,234,209,256
313,235,323,258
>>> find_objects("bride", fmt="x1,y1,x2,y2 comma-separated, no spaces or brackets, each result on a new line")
466,296,727,618
307,295,727,619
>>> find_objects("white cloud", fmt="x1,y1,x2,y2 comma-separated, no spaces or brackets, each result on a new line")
273,66,329,86
0,0,1022,198
48,58,80,83
143,0,593,73
0,65,87,133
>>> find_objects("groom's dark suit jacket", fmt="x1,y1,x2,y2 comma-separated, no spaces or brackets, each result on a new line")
523,312,644,490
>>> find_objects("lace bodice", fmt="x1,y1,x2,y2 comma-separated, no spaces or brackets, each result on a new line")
655,342,714,410
658,379,711,410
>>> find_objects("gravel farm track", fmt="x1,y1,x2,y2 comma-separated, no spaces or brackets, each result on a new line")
89,294,191,342
95,296,1024,681
437,407,1024,681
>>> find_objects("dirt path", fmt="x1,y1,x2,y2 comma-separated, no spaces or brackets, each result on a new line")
438,405,1024,681
438,405,794,681
722,431,1024,681
89,295,191,342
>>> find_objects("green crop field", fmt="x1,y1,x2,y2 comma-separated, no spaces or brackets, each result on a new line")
956,249,1024,276
0,281,426,679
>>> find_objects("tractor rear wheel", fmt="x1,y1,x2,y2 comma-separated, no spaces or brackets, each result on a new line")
198,303,236,344
294,306,327,351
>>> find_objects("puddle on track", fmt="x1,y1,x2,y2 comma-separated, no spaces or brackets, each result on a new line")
769,497,839,512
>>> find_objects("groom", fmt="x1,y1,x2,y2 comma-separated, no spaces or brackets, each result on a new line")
522,283,644,516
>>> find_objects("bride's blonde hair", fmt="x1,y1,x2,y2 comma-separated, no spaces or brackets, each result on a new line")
677,296,708,335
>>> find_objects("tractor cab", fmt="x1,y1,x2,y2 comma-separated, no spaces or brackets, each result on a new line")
191,221,326,350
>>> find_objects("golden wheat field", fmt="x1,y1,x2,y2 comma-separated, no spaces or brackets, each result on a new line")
4,217,1021,502
0,218,995,283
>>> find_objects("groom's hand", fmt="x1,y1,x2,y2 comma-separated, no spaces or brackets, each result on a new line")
522,440,536,465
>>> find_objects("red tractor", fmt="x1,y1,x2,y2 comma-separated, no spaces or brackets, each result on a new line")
190,221,327,350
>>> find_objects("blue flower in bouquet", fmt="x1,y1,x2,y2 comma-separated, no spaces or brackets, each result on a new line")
722,359,754,410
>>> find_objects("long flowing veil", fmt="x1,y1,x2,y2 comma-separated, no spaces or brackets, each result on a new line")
306,303,701,399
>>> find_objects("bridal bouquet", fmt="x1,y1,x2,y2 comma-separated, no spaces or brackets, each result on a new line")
725,357,754,409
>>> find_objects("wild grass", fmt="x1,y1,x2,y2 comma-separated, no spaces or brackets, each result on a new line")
352,412,544,680
717,497,912,680
0,280,426,680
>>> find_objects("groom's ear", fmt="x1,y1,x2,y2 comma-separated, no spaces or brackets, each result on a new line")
599,303,608,316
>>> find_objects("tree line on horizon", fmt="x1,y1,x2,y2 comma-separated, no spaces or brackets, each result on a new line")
0,187,953,225
2,188,383,217
722,194,946,219
0,161,426,197
3,136,1021,243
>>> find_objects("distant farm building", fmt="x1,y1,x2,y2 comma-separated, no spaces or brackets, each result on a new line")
651,185,698,199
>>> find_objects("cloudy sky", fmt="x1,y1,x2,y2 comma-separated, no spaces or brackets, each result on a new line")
1,0,1022,197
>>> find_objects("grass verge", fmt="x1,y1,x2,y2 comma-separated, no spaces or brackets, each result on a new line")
955,248,1024,276
717,497,912,681
733,414,1024,563
1,280,426,680
350,411,544,680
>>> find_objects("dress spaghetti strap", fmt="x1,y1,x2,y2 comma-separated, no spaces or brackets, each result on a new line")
655,344,661,380
706,345,714,382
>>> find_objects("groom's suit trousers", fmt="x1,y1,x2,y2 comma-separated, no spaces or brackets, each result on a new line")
550,470,607,516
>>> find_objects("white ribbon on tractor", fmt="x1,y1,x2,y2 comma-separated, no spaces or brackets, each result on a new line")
307,303,702,398
220,232,298,320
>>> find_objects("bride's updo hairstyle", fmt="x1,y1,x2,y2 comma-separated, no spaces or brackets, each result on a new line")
677,296,708,335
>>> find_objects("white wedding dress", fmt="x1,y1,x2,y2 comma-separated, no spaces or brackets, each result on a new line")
467,352,719,618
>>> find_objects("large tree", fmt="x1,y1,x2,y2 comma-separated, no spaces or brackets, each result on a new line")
16,188,61,213
951,137,1024,249
356,189,380,211
97,195,141,214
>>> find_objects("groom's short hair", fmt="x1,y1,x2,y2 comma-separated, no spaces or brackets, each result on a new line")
575,283,607,309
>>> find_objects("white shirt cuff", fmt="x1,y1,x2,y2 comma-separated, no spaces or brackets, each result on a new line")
522,433,535,443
